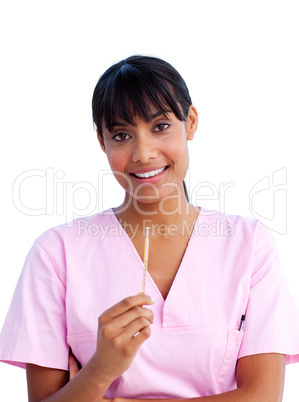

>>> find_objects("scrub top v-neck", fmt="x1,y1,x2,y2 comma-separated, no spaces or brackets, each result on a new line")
1,208,299,398
109,208,200,325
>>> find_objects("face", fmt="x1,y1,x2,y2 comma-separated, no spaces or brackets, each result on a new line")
98,106,198,206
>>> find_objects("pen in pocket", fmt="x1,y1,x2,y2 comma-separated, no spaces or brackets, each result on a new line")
239,314,246,331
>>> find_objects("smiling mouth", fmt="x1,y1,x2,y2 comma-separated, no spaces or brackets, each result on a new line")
131,166,168,179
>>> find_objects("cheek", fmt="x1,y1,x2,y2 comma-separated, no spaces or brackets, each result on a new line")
106,149,127,171
105,149,132,190
165,138,189,165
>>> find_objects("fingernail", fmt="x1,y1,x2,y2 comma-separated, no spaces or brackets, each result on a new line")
149,296,155,303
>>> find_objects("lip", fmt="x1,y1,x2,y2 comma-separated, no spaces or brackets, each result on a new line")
130,166,167,175
129,166,169,184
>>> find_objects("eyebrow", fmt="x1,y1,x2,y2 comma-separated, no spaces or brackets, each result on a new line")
151,110,172,119
108,110,172,129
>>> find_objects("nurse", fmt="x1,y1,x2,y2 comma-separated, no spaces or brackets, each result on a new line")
1,55,299,401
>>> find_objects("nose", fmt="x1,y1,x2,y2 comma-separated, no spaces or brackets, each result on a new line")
131,133,158,163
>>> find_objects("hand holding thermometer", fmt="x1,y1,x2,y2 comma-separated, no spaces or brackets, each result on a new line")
141,227,150,294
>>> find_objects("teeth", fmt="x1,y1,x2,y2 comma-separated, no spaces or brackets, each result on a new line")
134,167,166,178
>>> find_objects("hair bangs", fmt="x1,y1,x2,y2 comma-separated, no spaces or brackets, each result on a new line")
92,56,192,137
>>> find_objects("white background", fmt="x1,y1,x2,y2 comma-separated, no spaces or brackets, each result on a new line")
0,1,298,400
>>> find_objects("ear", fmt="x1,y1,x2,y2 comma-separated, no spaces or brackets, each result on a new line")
97,130,106,153
186,105,198,141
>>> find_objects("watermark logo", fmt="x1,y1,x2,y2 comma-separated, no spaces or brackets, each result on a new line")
76,217,235,240
249,167,287,234
12,167,287,234
12,168,235,222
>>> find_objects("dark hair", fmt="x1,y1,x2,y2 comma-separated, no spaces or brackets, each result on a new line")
92,55,192,138
92,55,192,202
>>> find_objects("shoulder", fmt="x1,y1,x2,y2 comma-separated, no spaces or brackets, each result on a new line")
34,208,115,248
197,207,260,237
7,210,118,299
195,207,277,257
28,209,116,277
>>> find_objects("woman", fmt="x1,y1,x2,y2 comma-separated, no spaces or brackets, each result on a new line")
1,55,299,401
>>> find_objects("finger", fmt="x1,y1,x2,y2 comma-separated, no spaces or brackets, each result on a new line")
112,305,154,330
127,320,152,351
99,306,154,342
119,314,152,342
68,351,81,380
99,295,155,324
108,315,152,356
113,325,151,361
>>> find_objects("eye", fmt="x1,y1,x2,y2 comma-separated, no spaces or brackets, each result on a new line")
112,133,130,142
154,123,170,132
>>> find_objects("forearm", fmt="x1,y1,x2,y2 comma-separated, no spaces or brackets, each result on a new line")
41,357,111,402
113,386,279,402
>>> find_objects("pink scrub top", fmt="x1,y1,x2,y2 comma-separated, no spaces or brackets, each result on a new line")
1,208,299,398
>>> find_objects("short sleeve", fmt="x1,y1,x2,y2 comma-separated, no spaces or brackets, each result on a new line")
0,240,68,370
239,222,299,364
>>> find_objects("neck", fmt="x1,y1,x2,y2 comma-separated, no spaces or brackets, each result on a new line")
113,185,200,236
